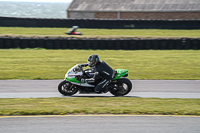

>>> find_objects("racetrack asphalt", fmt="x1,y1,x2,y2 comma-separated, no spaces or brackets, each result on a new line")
0,115,200,133
0,80,199,98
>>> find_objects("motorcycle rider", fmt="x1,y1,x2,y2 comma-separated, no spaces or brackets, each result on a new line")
80,54,114,93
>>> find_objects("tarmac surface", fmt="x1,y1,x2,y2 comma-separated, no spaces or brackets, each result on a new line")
0,115,200,133
0,80,199,98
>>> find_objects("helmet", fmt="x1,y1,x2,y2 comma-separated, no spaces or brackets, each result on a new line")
87,54,99,67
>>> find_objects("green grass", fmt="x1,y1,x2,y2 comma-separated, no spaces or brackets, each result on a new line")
0,98,199,116
0,27,200,38
0,49,199,80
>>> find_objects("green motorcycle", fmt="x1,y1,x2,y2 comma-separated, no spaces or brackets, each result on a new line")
58,64,132,96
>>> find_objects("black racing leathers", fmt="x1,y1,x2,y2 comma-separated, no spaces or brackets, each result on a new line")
86,60,114,93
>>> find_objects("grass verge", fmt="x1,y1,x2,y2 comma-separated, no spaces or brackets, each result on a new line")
0,27,200,38
0,49,200,80
0,97,199,116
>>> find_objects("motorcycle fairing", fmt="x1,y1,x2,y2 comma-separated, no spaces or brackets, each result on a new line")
113,69,128,80
64,64,128,87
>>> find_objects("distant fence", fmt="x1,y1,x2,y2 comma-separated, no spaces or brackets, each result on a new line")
0,37,199,50
0,17,200,29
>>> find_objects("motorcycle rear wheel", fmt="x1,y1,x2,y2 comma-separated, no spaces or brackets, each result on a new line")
58,80,78,96
110,78,132,96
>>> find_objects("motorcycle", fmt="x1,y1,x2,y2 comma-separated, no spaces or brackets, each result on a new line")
58,64,132,96
65,26,82,35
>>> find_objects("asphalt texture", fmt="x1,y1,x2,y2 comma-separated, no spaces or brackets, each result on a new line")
0,115,200,133
0,80,199,98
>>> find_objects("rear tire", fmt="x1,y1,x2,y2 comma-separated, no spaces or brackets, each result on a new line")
110,78,132,96
58,80,78,96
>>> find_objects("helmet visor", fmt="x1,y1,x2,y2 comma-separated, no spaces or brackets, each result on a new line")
87,60,94,66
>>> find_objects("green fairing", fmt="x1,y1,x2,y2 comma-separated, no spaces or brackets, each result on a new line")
66,77,81,83
113,69,128,80
65,69,128,83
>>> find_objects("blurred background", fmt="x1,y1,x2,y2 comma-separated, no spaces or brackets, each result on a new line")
0,0,72,18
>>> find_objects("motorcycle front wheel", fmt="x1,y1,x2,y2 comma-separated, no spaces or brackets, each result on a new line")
58,80,78,96
110,78,132,96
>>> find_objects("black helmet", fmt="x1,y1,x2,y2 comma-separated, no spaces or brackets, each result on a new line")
87,54,99,67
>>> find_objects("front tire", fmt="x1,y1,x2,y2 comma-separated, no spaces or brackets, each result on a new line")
58,80,78,96
110,78,132,96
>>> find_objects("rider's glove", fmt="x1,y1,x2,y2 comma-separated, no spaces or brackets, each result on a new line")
80,63,89,67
